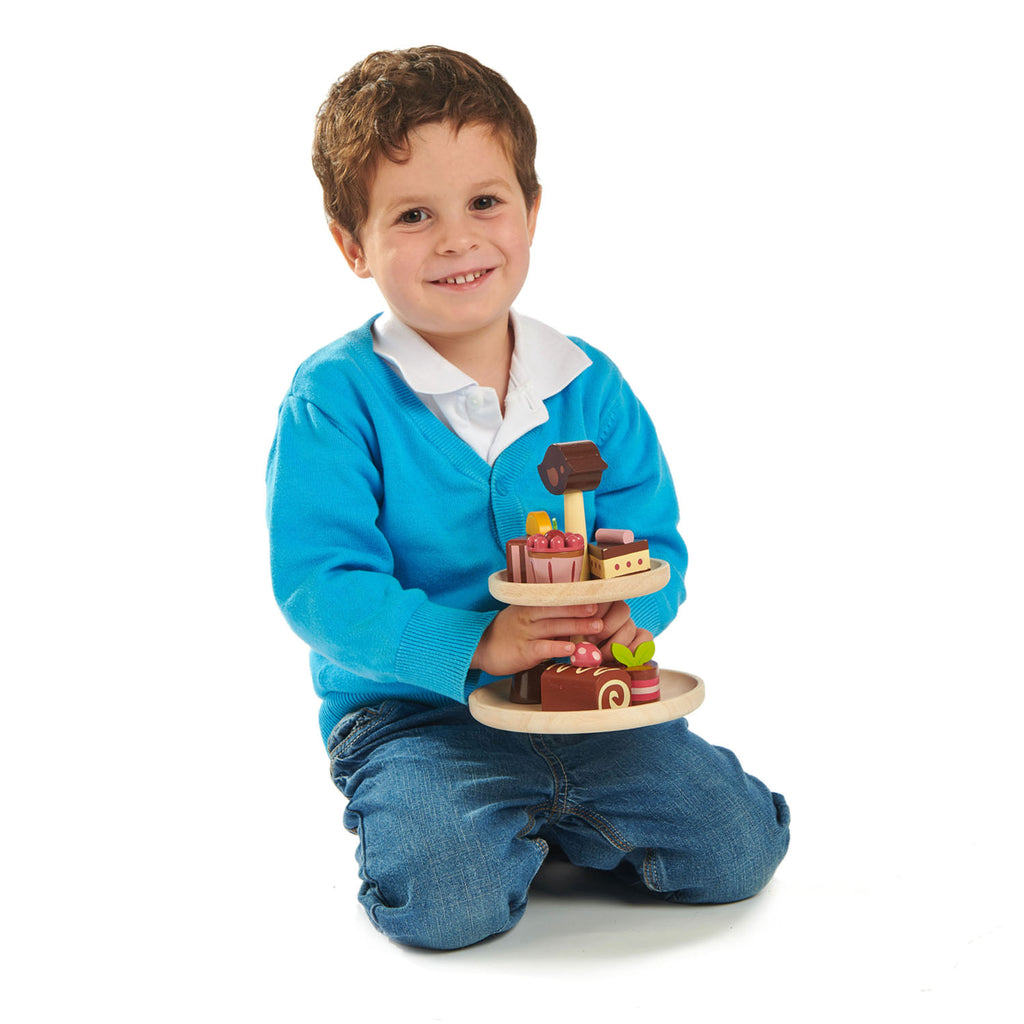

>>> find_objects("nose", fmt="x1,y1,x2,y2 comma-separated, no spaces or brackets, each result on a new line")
435,213,479,256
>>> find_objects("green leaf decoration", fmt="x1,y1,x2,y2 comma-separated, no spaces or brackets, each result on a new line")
634,640,656,666
611,643,637,668
611,640,656,668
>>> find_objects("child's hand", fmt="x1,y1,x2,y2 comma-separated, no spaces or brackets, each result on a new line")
472,604,606,678
471,600,653,677
590,601,653,663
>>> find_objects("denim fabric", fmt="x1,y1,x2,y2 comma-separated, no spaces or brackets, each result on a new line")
329,700,790,950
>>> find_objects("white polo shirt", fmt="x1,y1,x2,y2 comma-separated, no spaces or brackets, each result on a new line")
372,309,592,465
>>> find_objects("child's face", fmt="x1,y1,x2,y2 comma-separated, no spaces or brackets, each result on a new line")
335,121,539,357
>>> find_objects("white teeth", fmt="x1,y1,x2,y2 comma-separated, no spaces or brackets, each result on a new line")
441,271,485,284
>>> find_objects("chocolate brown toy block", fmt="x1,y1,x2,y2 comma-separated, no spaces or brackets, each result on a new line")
509,663,546,704
505,537,530,583
540,663,632,711
537,441,607,495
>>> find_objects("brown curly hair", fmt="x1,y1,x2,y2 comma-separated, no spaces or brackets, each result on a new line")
312,46,540,241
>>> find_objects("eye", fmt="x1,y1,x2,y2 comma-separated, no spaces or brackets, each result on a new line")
471,195,502,212
398,208,428,225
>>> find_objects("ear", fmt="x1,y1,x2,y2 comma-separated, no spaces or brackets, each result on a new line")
329,221,373,278
526,187,542,244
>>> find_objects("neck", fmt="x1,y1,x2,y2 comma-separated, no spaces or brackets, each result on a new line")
421,317,514,410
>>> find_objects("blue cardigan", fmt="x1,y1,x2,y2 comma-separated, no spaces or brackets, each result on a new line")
266,318,688,745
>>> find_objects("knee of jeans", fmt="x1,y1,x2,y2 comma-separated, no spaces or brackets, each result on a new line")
721,791,790,900
656,791,791,904
363,875,525,951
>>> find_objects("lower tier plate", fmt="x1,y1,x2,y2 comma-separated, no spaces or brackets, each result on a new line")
468,668,705,734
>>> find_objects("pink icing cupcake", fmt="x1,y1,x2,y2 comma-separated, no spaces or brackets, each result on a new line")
527,530,585,583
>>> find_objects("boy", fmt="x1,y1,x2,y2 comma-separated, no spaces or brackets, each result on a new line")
267,45,789,950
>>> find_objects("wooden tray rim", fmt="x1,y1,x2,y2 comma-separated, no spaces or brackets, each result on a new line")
468,668,705,734
488,558,671,607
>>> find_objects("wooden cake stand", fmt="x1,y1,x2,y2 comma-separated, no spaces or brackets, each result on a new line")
468,559,705,734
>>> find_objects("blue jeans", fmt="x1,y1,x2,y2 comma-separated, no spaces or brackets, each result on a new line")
328,700,790,950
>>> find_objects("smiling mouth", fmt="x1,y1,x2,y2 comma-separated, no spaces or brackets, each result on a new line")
432,269,492,285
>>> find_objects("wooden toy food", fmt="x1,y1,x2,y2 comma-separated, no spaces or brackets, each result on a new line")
508,639,662,710
570,642,603,667
525,510,555,535
540,663,632,711
612,641,661,705
509,664,544,704
505,537,530,583
537,442,607,580
496,439,671,718
526,529,586,583
588,537,651,579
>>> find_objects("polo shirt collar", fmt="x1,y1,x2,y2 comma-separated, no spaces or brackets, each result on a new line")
372,310,592,464
371,309,591,400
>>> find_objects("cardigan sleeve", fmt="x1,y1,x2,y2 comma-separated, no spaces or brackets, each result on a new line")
266,394,497,704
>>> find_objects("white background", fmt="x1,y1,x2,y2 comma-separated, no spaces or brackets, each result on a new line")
4,2,1021,1021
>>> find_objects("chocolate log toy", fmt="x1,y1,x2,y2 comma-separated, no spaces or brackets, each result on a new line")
537,442,608,581
540,663,632,711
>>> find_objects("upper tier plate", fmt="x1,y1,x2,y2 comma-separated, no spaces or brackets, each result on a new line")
488,558,671,607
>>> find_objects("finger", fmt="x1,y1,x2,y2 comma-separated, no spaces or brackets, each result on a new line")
521,604,604,636
591,601,630,641
528,638,579,663
530,614,605,640
528,603,598,621
605,627,655,661
599,620,641,658
631,628,654,651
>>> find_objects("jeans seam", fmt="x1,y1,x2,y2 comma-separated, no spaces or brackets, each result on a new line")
560,801,635,854
528,735,571,817
334,702,398,757
516,804,541,840
527,738,636,854
642,847,661,890
342,709,381,752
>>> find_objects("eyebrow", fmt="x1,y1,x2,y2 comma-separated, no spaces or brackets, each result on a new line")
469,177,515,193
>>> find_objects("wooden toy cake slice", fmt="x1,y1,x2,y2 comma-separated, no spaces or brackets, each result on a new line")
611,641,661,705
588,529,651,579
